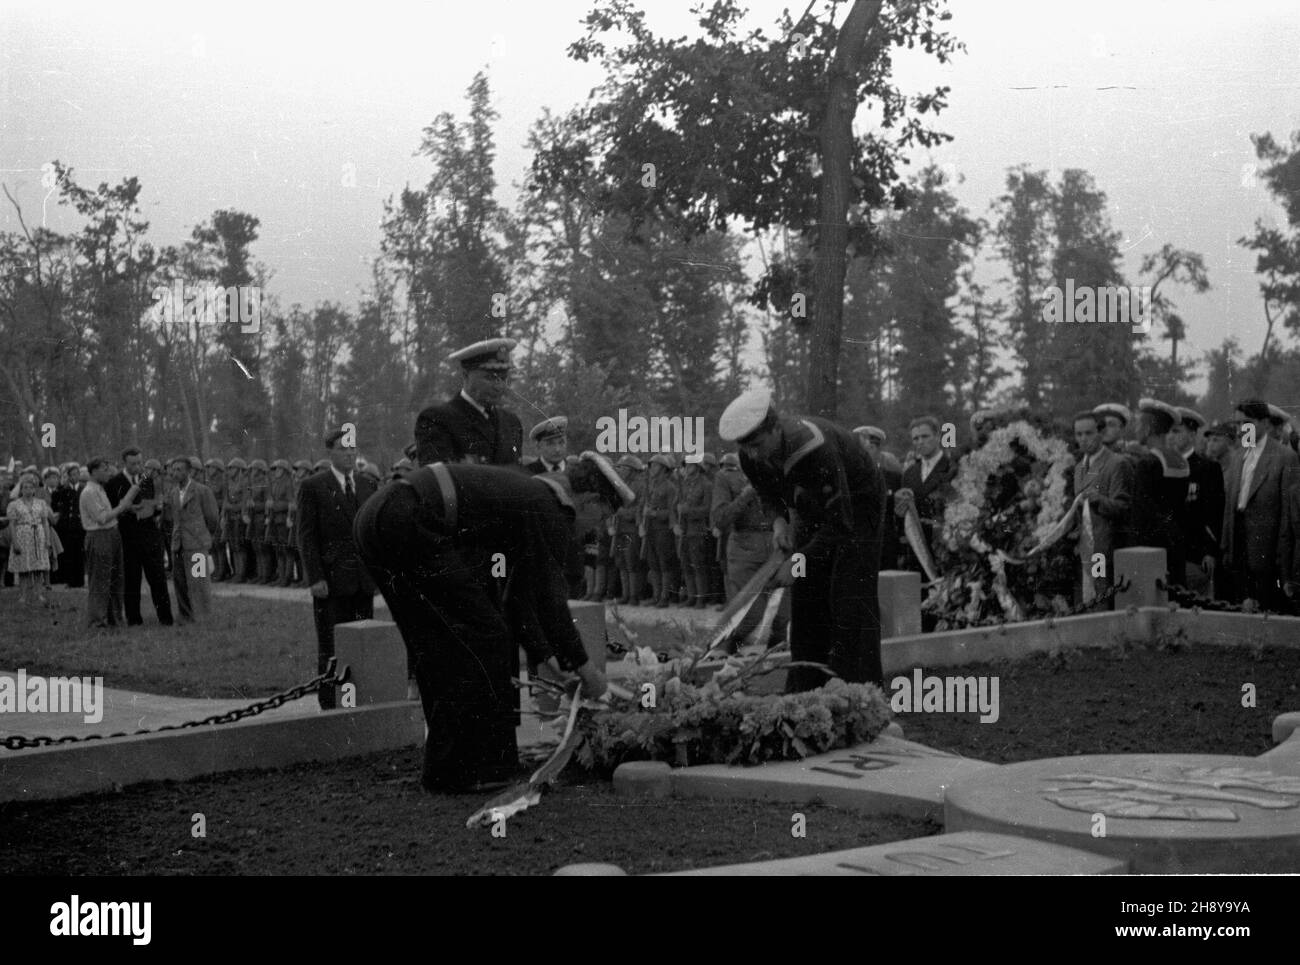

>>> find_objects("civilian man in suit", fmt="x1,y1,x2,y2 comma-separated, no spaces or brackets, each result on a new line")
167,456,220,622
1071,410,1133,604
720,387,885,691
896,415,956,577
51,463,85,587
414,338,524,468
1171,408,1225,596
1221,399,1300,610
297,427,377,710
105,447,175,627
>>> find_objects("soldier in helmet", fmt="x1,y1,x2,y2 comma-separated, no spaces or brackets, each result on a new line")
641,453,680,607
223,458,249,582
267,459,295,585
288,460,312,586
243,459,270,583
205,458,228,580
673,453,714,607
610,455,646,604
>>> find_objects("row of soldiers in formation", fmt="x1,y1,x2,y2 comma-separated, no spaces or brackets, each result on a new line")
0,456,391,589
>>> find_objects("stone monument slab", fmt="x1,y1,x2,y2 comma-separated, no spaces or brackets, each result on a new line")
669,734,994,820
945,753,1300,873
666,830,1128,876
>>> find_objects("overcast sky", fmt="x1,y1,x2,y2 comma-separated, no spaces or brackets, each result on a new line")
3,0,1298,396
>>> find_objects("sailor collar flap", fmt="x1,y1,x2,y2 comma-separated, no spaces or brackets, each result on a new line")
783,420,825,475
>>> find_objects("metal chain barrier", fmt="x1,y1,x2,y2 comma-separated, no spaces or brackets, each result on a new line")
1,659,350,751
1157,579,1298,616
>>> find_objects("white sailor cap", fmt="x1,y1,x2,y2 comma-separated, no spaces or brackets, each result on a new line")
1093,402,1133,426
1176,407,1206,431
719,387,776,443
853,425,886,444
530,416,568,442
449,337,517,371
1138,398,1180,430
1267,403,1291,426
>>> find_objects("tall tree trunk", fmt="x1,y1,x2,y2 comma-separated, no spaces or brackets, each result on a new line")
806,0,882,419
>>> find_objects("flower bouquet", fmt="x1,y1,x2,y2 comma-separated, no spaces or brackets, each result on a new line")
925,421,1077,629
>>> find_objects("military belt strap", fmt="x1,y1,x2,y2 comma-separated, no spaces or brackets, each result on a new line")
404,463,459,533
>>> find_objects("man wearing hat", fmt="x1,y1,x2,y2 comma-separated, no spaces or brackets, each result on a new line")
673,454,714,608
612,455,647,604
710,450,788,643
1093,403,1133,455
167,455,220,623
1221,399,1300,609
414,338,524,468
352,454,627,792
1171,407,1224,595
243,459,271,584
720,388,885,690
525,417,569,475
641,453,681,607
700,452,725,608
1130,399,1191,586
266,460,295,586
287,460,313,585
222,458,249,582
297,428,378,710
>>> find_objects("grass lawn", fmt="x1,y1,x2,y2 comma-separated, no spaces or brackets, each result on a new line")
0,586,317,699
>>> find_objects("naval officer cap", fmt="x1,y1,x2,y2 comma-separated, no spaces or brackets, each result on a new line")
530,416,569,442
1176,407,1206,431
1093,402,1133,426
450,337,517,372
719,387,777,444
1267,403,1290,426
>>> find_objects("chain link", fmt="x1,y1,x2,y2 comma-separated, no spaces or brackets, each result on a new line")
1,659,350,751
1157,579,1298,616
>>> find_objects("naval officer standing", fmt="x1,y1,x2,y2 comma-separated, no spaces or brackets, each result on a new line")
414,338,524,468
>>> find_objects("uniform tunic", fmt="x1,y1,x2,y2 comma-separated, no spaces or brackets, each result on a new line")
740,416,885,690
353,465,591,790
414,394,523,467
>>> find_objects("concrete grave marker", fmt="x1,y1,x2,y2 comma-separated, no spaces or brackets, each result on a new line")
669,733,994,820
945,753,1300,873
667,830,1127,876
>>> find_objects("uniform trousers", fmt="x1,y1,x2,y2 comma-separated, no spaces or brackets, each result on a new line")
786,530,883,692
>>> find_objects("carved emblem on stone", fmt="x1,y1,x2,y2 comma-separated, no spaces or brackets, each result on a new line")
1042,764,1300,821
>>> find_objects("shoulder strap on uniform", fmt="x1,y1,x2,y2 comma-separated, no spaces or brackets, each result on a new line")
405,463,459,532
783,420,825,474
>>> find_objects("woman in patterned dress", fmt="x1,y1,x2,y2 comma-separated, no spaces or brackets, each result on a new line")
6,473,55,604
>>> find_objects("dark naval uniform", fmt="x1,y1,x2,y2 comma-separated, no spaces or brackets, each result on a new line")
353,461,618,791
725,392,885,691
415,393,524,467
